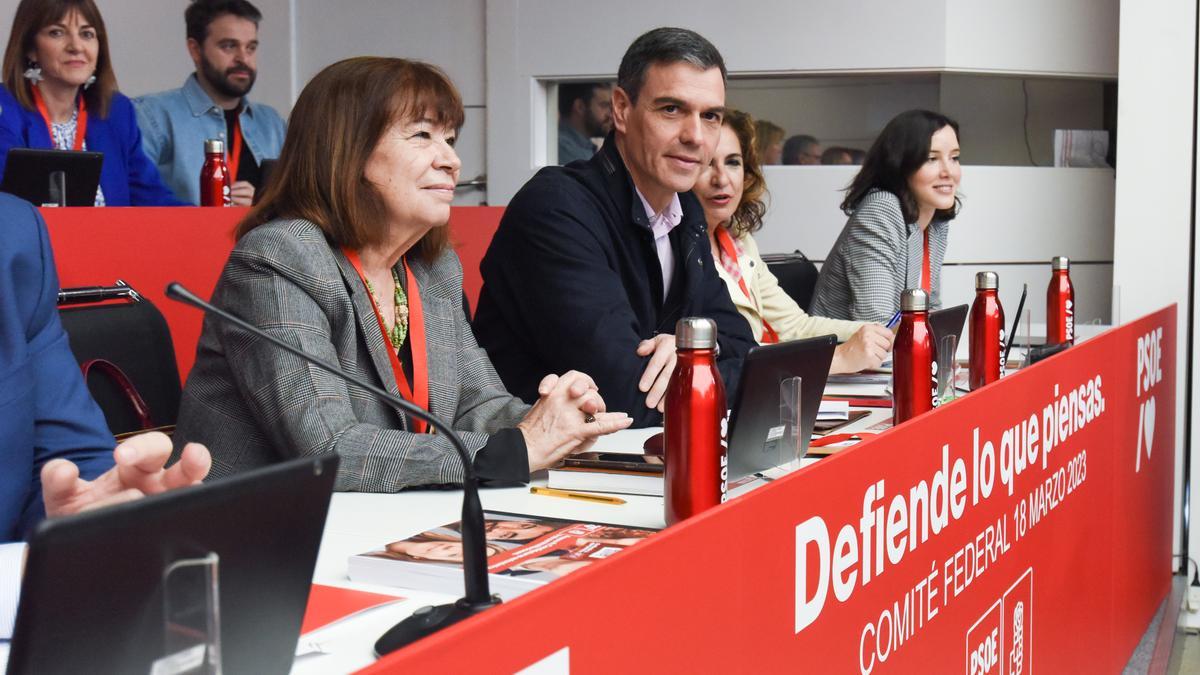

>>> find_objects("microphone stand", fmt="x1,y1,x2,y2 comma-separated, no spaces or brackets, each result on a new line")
165,283,501,655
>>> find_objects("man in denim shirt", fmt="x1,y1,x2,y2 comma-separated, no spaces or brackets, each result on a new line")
135,0,285,205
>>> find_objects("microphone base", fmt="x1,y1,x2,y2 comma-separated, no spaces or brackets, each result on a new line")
374,594,501,657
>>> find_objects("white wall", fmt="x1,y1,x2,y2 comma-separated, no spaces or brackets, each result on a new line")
1113,0,1196,570
943,0,1118,76
754,165,1115,324
291,0,488,204
724,73,1108,167
0,0,294,115
486,0,1118,204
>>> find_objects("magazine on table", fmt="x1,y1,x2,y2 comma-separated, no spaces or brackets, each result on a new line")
347,511,658,601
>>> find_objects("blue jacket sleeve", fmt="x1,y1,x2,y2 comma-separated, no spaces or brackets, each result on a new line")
19,201,114,535
113,95,187,206
0,85,32,185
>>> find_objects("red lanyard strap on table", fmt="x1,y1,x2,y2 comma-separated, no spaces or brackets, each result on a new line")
343,248,429,433
227,117,243,182
714,227,779,344
921,228,931,294
32,85,86,151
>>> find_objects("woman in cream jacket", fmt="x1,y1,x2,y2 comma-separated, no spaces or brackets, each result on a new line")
695,110,893,374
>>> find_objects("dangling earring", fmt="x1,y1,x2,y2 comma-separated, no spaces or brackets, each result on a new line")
23,62,42,84
84,74,96,89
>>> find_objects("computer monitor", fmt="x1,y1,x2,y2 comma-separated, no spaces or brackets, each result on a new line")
727,334,837,480
8,454,338,675
0,148,103,207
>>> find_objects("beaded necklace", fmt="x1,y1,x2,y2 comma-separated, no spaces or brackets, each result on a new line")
363,266,409,350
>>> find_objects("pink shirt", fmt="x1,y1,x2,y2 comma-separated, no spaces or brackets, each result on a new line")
634,188,684,302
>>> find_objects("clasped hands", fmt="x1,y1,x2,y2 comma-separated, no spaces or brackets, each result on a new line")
518,371,633,472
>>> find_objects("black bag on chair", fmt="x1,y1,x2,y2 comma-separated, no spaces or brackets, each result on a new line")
58,282,182,437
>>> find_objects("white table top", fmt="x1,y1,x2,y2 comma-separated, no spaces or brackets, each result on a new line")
291,408,894,673
292,428,669,673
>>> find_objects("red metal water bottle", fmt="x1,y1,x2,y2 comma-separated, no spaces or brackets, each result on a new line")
664,317,728,525
1046,256,1075,345
893,289,935,425
969,271,1006,390
200,138,231,207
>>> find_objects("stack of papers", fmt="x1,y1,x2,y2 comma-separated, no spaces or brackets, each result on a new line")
817,400,850,421
824,373,891,398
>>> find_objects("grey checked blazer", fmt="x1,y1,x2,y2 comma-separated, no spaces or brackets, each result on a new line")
174,218,530,491
810,190,949,323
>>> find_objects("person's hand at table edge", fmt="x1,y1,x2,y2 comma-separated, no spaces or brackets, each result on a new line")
41,431,212,518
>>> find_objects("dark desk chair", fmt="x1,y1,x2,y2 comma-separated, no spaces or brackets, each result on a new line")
57,281,182,437
763,250,821,312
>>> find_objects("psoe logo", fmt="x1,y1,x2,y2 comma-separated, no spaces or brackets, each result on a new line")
966,568,1032,675
1135,327,1164,473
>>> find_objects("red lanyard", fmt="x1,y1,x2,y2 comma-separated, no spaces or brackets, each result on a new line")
31,85,87,151
921,228,931,294
227,117,243,181
714,227,780,344
343,249,430,434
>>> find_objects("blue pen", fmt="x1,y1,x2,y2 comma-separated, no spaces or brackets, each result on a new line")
885,310,902,331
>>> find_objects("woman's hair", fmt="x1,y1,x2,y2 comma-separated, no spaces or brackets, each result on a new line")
2,0,118,117
238,57,465,261
841,109,961,224
722,109,769,237
753,119,784,158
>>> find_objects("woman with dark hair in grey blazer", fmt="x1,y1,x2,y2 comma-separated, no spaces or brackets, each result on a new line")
175,57,631,491
810,110,962,324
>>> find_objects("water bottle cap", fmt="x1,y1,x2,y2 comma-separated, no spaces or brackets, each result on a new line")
975,271,999,290
205,138,225,155
1051,256,1070,270
675,317,717,349
900,288,928,312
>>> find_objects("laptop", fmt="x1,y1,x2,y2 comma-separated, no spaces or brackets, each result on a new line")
929,303,969,355
1,148,103,207
727,334,837,480
8,454,338,675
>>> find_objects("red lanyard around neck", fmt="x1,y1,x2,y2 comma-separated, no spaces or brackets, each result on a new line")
714,227,780,344
343,248,430,433
32,85,86,151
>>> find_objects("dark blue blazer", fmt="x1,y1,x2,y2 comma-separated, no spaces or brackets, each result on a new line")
473,136,755,427
0,85,184,206
0,193,114,541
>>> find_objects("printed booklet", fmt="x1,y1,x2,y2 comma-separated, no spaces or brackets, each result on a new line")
347,511,658,601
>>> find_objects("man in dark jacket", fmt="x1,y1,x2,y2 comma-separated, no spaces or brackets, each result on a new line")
474,27,755,427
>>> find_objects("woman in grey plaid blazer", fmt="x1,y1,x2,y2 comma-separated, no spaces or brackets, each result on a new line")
174,58,631,492
810,110,962,324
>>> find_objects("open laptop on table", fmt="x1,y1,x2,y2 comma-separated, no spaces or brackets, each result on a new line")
0,148,103,207
929,303,969,356
727,334,837,480
8,454,338,675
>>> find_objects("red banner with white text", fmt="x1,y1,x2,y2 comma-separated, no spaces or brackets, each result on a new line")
366,306,1176,674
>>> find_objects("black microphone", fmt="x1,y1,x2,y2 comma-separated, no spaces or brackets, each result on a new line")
165,282,501,654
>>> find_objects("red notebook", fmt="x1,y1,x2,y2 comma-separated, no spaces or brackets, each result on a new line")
300,583,405,635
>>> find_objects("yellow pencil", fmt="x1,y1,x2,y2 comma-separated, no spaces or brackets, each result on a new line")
529,486,627,505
